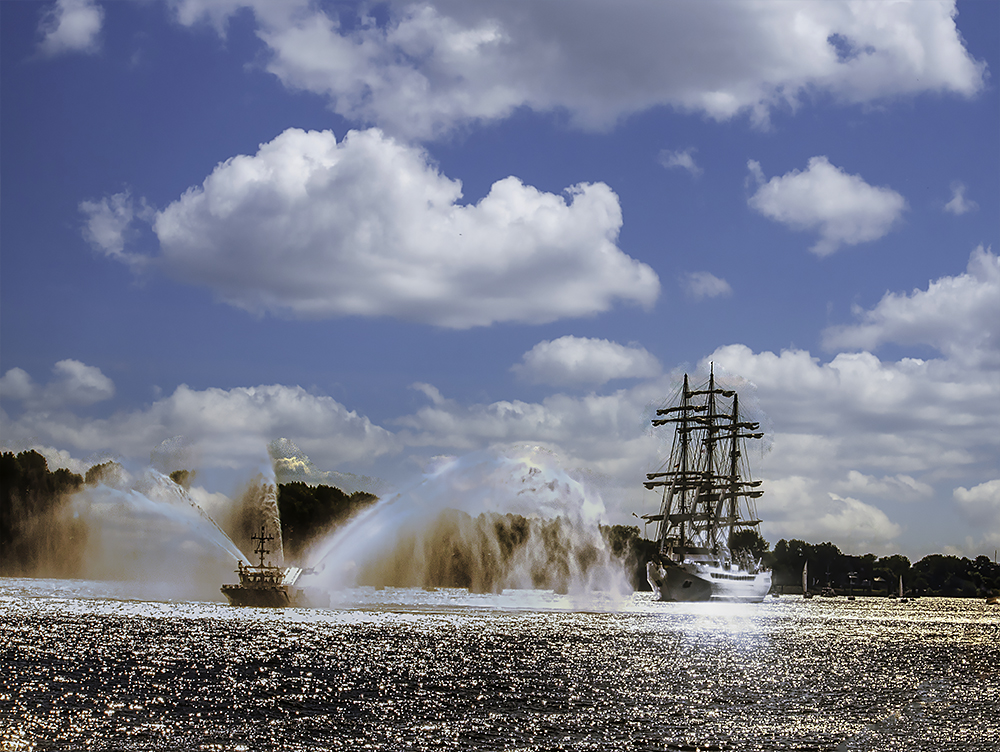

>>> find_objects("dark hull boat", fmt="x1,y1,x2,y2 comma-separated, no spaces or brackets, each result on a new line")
220,564,306,607
641,366,772,602
221,525,308,607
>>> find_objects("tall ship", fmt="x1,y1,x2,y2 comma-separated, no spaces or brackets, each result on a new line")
641,366,772,602
221,525,307,607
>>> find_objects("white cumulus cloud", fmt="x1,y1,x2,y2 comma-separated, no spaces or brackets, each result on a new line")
954,480,1000,518
393,379,667,501
822,246,1000,368
79,190,152,268
37,0,104,57
170,0,986,140
0,359,114,410
115,127,660,328
763,488,902,550
709,344,998,464
953,480,1000,549
511,336,661,387
747,156,907,256
682,271,732,300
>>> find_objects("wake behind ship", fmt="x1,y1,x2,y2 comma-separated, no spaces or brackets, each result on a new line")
221,525,307,607
641,366,772,602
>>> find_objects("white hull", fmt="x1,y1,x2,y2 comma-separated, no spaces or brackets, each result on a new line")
647,561,771,603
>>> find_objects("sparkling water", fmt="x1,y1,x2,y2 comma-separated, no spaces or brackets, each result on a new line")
2,579,997,751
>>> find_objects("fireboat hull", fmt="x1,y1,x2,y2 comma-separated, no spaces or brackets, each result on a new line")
220,584,305,608
647,561,771,603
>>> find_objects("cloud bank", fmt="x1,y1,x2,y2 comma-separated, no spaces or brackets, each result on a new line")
170,0,986,140
2,373,399,474
82,128,659,328
822,245,999,368
0,360,114,410
953,480,1000,549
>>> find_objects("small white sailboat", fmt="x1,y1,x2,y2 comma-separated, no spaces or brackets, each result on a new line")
802,561,813,599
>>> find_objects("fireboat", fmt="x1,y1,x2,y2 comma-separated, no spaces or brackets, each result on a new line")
221,525,307,607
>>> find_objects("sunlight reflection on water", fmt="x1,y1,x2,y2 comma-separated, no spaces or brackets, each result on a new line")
2,579,998,751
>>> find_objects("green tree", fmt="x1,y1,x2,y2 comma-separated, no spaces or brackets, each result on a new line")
277,482,377,561
729,529,769,562
0,450,85,576
912,554,975,596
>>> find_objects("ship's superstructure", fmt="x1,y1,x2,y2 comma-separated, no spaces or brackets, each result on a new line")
642,366,772,602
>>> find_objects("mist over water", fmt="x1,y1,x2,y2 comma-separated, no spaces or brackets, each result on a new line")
303,444,629,599
68,468,246,600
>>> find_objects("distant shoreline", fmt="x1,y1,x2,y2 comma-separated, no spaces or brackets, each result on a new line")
3,449,999,599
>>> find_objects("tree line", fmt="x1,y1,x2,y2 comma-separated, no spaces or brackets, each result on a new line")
766,537,1000,598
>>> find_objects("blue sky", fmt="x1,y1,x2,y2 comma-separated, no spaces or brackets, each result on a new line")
2,0,998,561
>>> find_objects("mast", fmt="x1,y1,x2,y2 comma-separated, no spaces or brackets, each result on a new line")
727,392,741,552
643,369,765,562
679,373,690,554
704,366,718,554
645,372,701,557
252,524,274,568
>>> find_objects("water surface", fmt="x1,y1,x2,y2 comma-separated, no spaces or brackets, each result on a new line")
2,579,997,751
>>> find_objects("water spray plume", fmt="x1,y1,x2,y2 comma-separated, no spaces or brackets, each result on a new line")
302,444,630,598
69,468,247,600
229,472,284,566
